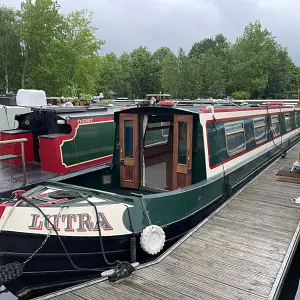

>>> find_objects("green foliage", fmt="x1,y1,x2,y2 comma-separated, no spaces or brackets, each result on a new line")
0,6,23,92
0,0,104,96
232,91,251,100
0,7,298,100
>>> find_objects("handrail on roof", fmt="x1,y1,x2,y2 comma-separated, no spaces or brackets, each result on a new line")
0,138,28,145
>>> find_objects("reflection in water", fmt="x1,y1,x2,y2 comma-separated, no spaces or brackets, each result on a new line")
0,286,17,300
279,244,300,300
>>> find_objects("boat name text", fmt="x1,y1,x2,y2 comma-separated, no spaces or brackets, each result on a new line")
77,119,93,124
28,213,113,232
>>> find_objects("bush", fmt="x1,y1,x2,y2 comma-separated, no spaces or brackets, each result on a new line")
232,91,251,100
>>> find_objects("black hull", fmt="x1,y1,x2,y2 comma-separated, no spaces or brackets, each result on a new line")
1,138,299,299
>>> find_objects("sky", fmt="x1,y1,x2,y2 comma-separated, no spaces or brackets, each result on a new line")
1,0,300,65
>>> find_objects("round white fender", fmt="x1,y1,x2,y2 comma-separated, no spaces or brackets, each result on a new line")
140,225,165,255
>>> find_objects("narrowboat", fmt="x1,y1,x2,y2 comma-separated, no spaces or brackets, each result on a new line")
0,101,299,299
0,105,119,175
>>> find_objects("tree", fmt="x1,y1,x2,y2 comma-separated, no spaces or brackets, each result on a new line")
118,52,132,97
18,0,63,89
232,91,251,100
0,6,22,93
231,21,277,97
161,51,178,98
189,34,230,58
98,52,121,96
152,47,174,93
18,1,104,96
129,46,159,98
197,53,226,98
189,34,231,96
60,10,104,96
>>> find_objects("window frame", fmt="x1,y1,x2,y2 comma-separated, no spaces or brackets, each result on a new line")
253,117,267,145
144,122,170,149
295,112,299,128
161,121,170,138
271,115,280,137
224,120,246,157
284,113,291,132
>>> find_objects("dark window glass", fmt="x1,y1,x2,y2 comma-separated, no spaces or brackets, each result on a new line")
254,117,267,144
285,114,291,131
144,122,170,147
124,120,133,158
225,122,246,156
271,115,280,137
178,122,187,164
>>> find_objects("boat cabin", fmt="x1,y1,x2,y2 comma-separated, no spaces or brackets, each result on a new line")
100,101,300,195
112,104,206,192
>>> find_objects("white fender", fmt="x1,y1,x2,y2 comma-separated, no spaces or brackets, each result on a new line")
140,225,165,255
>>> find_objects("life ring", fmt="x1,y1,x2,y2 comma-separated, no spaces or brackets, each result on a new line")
140,225,165,255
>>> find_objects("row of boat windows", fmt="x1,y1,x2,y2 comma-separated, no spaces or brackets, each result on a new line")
225,112,300,157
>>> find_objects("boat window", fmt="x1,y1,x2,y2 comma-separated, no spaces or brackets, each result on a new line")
144,121,170,148
178,121,187,164
224,121,246,156
253,117,267,144
271,115,280,137
295,112,299,128
285,113,291,131
161,122,169,137
124,120,134,158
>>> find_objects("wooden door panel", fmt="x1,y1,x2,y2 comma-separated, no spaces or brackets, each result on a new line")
172,115,193,190
119,114,139,189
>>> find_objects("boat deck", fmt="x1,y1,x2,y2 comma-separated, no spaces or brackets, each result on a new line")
0,163,55,194
36,143,300,300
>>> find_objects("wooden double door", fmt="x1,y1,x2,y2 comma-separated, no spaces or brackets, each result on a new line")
119,114,193,190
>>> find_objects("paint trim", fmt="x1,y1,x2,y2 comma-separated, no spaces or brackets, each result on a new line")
59,118,113,168
199,106,299,114
207,125,299,170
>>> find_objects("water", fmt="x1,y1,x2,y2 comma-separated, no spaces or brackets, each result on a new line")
279,244,300,300
0,246,300,300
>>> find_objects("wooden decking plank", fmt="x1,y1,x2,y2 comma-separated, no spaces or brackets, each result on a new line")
211,208,297,231
143,264,266,300
191,235,284,262
209,215,294,240
160,254,272,297
202,222,292,247
51,293,84,300
74,281,160,300
192,228,288,256
178,238,281,278
181,237,283,267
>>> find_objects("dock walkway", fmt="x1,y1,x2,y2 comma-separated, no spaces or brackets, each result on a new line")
37,143,300,300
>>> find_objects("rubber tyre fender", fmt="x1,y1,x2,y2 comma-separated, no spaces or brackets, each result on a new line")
140,225,166,255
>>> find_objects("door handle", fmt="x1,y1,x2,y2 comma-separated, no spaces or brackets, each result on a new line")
120,159,124,165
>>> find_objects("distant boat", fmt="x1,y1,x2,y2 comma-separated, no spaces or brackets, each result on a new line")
0,100,299,299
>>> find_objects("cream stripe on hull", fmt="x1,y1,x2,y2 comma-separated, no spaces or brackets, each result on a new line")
0,203,133,237
200,108,300,179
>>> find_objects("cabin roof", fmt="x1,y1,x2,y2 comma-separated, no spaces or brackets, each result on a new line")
116,105,200,118
30,106,120,119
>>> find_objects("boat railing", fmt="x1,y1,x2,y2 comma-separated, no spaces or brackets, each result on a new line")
0,138,28,185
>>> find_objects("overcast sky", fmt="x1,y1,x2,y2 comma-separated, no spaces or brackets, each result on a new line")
1,0,300,65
